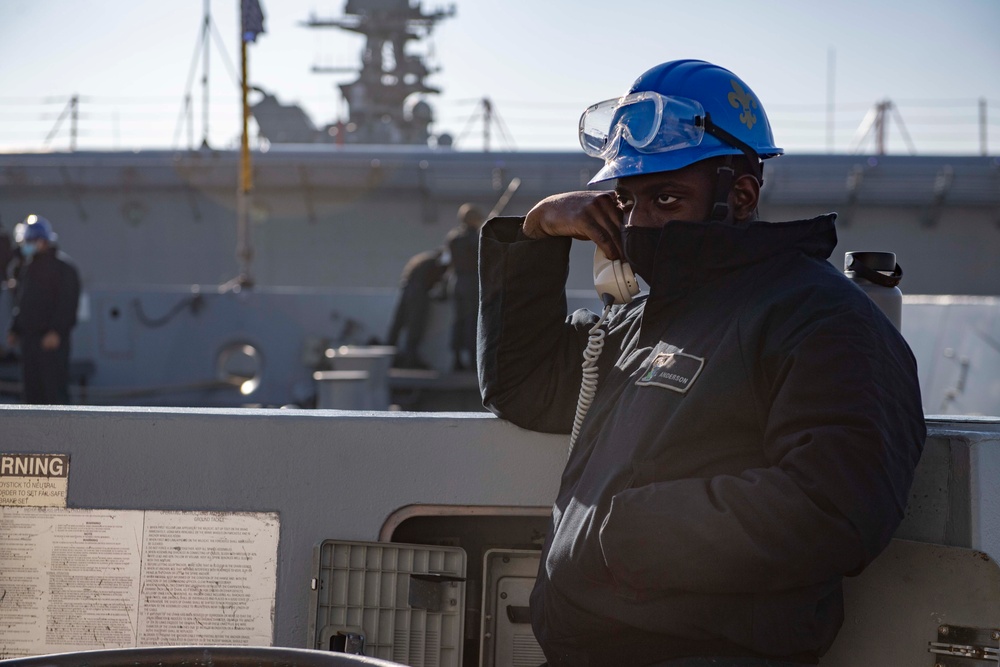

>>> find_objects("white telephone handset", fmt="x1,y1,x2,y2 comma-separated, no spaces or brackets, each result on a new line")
593,247,639,305
570,247,640,455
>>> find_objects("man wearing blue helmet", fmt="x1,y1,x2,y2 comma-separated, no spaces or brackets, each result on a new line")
6,215,81,404
477,61,924,665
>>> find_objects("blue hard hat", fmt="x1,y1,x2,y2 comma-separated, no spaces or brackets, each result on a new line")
588,60,783,184
15,214,58,244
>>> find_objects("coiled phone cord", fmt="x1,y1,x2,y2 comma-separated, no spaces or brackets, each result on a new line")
569,302,613,457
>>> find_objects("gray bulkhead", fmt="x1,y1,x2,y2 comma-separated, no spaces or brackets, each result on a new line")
0,407,998,665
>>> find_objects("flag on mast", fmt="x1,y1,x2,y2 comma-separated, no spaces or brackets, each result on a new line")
242,0,266,42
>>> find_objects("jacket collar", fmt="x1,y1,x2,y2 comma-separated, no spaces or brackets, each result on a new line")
633,214,838,347
644,214,838,300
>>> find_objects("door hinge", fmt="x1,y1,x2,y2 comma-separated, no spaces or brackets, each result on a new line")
928,625,1000,665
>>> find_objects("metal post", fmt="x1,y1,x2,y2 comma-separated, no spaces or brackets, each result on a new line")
70,95,78,152
826,47,835,153
875,100,889,156
980,98,988,157
483,98,492,153
236,33,254,287
185,94,194,150
201,0,211,148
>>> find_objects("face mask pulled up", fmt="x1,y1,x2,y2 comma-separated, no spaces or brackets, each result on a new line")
621,226,664,285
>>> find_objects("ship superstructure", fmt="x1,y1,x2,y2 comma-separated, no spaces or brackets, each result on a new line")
254,0,455,147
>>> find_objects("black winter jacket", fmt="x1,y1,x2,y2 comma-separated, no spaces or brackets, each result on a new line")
478,214,925,666
10,249,81,337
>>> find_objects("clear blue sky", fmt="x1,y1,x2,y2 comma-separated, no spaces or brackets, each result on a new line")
1,0,998,154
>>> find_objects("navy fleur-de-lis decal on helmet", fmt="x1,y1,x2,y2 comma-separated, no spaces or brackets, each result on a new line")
727,79,758,130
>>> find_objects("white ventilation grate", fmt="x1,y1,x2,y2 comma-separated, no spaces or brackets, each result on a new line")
312,540,465,667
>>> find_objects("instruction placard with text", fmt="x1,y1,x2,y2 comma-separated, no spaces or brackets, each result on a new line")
0,507,279,659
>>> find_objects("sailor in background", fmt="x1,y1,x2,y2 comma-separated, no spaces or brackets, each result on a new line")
6,215,81,404
0,219,14,287
385,247,449,370
445,203,484,371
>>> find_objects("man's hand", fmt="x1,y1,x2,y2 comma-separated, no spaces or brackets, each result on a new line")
523,191,624,261
6,332,17,349
41,331,60,350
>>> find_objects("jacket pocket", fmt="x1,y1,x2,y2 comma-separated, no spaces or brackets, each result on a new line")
550,465,638,598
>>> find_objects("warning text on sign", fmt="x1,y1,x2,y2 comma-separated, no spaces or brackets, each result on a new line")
0,454,69,507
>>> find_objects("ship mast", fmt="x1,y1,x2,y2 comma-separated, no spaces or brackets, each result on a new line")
233,0,266,290
304,0,455,145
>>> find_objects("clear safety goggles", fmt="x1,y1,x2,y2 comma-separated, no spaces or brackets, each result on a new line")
579,91,707,159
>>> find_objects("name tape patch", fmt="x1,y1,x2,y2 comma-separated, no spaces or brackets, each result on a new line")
635,351,704,394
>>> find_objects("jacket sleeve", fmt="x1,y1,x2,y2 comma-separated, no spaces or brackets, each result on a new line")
52,260,81,334
478,217,601,433
598,291,926,594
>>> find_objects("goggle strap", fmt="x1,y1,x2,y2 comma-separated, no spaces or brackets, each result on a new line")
710,159,735,222
699,114,764,184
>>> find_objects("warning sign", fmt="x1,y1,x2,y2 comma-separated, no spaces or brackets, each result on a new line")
0,453,69,507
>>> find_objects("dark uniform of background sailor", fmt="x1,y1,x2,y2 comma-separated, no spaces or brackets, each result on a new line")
0,220,14,287
385,247,448,369
6,215,81,404
444,203,484,371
